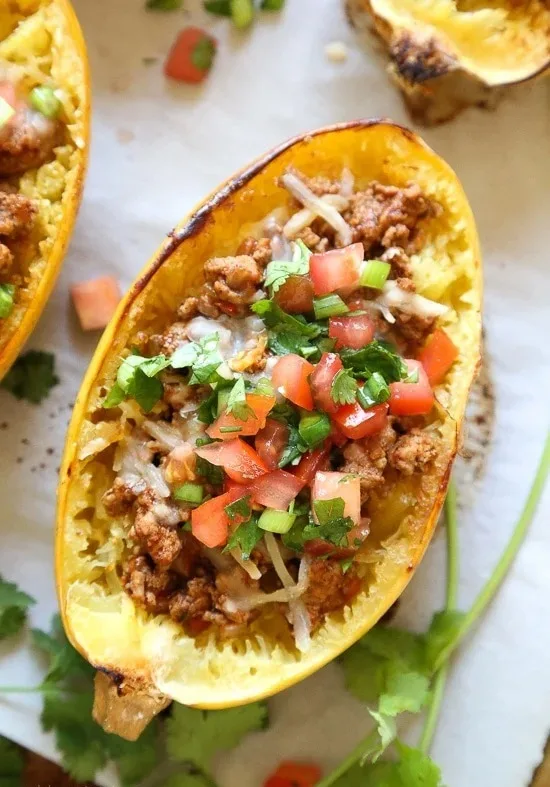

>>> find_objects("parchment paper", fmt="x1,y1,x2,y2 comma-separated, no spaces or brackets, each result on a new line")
0,1,549,785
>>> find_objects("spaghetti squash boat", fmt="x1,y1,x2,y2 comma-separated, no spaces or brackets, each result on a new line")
0,0,89,377
57,120,481,738
346,0,550,125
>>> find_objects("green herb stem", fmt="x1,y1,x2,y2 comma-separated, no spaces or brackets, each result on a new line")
419,481,459,754
434,430,550,671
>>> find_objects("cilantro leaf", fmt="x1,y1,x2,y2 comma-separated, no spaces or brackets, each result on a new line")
171,334,223,385
424,610,465,671
393,741,445,786
264,240,310,293
226,377,254,421
195,452,224,486
197,388,219,424
105,353,170,412
146,0,183,8
267,329,317,359
362,710,397,763
224,515,263,560
224,495,252,524
103,721,159,787
341,341,407,383
252,299,321,338
0,737,24,787
1,350,59,404
378,666,430,716
278,423,308,468
340,645,384,704
32,614,93,686
314,497,346,524
166,703,268,773
0,575,35,640
204,0,232,16
331,369,358,406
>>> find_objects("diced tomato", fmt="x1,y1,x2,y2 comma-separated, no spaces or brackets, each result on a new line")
191,490,234,548
0,82,17,117
274,275,314,314
272,354,314,410
389,360,434,416
264,762,322,787
195,438,268,483
309,243,364,296
292,442,331,485
309,353,343,415
255,418,289,470
164,27,217,85
251,469,304,510
224,477,250,495
70,276,121,331
207,394,276,441
418,328,459,386
330,422,348,448
185,617,210,636
329,312,376,350
332,401,388,440
312,470,361,524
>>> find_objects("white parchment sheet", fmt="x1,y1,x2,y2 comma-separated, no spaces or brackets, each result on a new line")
0,2,549,785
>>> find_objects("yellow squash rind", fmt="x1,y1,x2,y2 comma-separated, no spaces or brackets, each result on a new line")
0,0,90,377
346,0,550,125
56,121,482,729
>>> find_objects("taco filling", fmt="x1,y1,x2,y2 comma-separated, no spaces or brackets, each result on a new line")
101,169,458,652
0,71,65,318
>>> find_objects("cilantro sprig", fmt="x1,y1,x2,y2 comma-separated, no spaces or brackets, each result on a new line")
264,240,310,294
330,368,358,406
340,340,408,384
252,298,324,360
0,575,35,640
1,350,59,404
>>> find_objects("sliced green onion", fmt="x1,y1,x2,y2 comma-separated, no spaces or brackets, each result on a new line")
366,371,390,402
404,367,419,384
357,385,375,410
230,0,254,27
360,260,391,290
0,284,15,319
313,294,349,320
258,508,296,534
219,425,242,433
217,387,231,415
0,97,15,129
174,482,204,505
29,86,62,120
299,412,331,447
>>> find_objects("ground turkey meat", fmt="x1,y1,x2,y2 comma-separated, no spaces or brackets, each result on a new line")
0,104,61,177
344,182,434,255
391,277,436,349
303,559,361,628
101,478,137,517
236,236,272,267
124,555,177,615
389,429,439,476
130,490,182,568
285,169,341,197
0,189,37,276
341,420,398,502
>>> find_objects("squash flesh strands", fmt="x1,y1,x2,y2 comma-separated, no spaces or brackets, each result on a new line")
0,0,90,376
56,121,482,739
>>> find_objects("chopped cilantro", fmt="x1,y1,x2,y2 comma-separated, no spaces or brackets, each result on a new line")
261,0,285,8
224,495,252,524
341,340,407,384
0,576,35,640
224,514,263,559
0,736,24,787
0,283,15,318
341,558,353,574
278,423,308,468
264,240,310,293
330,369,358,406
253,377,274,398
1,350,59,404
226,377,254,421
204,0,232,14
252,299,321,338
197,388,219,424
146,0,182,8
171,334,223,385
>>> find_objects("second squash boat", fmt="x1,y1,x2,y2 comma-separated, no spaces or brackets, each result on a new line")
56,121,482,740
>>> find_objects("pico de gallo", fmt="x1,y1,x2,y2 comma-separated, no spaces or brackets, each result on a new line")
102,168,458,650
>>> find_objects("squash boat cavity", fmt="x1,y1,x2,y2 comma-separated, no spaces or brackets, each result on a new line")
56,121,481,736
0,0,89,376
346,0,550,125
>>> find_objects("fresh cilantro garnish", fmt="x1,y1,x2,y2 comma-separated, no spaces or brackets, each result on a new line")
0,576,35,640
226,377,254,421
103,353,169,412
166,702,268,774
0,737,24,787
252,299,321,338
224,495,252,524
0,283,15,319
146,0,182,8
171,333,223,385
253,377,274,398
261,0,285,8
1,350,59,404
278,423,308,468
197,388,219,424
204,0,231,15
340,340,407,384
357,372,391,408
330,369,358,406
195,455,224,486
224,514,263,560
264,240,310,293
289,497,356,548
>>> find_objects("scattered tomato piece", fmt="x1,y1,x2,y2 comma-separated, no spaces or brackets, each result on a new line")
418,328,459,386
309,243,363,296
164,27,217,84
309,352,343,414
251,469,304,510
312,470,361,525
195,438,268,483
274,275,314,314
191,490,234,548
255,418,289,470
389,360,434,416
264,761,322,787
272,354,314,410
71,276,121,331
292,442,331,486
332,401,388,440
329,312,376,350
207,393,276,440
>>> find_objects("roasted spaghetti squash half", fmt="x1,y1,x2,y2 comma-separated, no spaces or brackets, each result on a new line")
0,0,89,377
347,0,550,124
57,121,481,739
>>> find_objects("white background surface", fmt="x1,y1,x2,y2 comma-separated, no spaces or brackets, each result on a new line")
0,1,549,785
